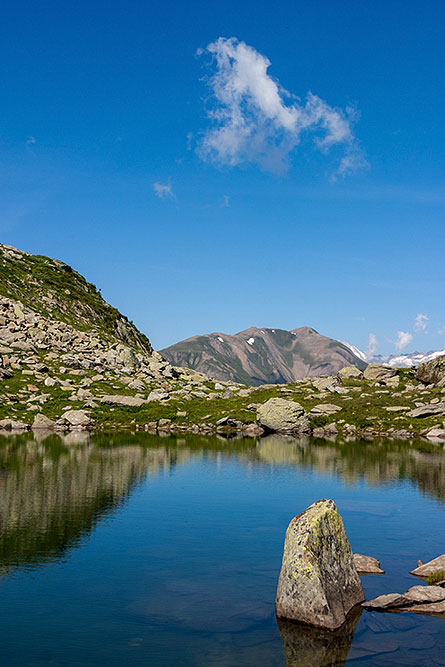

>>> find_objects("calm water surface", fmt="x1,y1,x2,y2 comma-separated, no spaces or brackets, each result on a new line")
0,431,444,666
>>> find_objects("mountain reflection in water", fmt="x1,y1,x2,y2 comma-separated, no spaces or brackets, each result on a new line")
0,431,444,666
0,431,444,574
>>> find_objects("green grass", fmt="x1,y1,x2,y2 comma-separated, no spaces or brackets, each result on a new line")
427,571,445,585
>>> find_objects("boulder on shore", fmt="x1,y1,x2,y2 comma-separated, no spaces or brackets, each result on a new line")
276,499,364,630
257,398,310,434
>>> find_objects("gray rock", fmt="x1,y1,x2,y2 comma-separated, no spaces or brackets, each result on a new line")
363,585,445,615
404,585,445,603
275,499,364,630
61,409,91,427
410,554,445,577
257,398,310,434
117,345,140,369
406,403,445,418
338,365,363,380
310,403,342,415
426,428,445,440
362,593,407,610
312,376,339,392
10,421,30,430
416,356,445,385
100,394,145,407
32,413,56,429
353,554,385,574
147,389,169,402
363,364,398,385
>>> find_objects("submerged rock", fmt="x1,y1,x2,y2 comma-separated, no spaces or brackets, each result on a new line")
257,398,310,434
276,499,364,630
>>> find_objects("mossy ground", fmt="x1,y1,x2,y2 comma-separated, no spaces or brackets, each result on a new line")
1,363,444,436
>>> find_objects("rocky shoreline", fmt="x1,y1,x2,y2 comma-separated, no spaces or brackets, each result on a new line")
1,244,445,441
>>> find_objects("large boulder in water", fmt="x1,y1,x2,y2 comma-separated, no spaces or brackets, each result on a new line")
416,356,445,386
257,398,310,434
276,499,364,630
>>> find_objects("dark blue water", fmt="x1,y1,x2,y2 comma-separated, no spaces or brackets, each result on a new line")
0,432,444,666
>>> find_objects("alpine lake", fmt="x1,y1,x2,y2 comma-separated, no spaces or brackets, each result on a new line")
0,431,444,666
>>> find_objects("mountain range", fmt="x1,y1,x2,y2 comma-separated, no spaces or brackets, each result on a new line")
161,326,367,386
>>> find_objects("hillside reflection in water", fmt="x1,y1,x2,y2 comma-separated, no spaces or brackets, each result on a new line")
0,431,444,666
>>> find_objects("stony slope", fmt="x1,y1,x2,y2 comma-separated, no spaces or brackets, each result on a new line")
1,243,445,442
161,326,367,385
0,244,152,353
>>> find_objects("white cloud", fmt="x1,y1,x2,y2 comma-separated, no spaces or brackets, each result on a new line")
223,194,230,207
414,313,429,334
153,182,175,199
366,333,378,357
197,37,365,175
395,331,413,351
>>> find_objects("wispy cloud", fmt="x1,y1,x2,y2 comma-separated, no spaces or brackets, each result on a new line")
366,333,378,357
26,136,36,147
438,327,445,336
395,331,413,351
223,194,230,207
414,313,429,334
153,182,175,199
197,37,366,176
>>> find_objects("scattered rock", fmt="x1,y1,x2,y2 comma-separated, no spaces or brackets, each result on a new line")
10,421,30,430
310,403,342,415
410,554,445,577
426,428,445,440
363,593,406,610
363,585,445,615
312,376,340,392
60,409,92,427
416,356,445,385
338,366,363,380
406,403,445,418
32,413,56,429
275,499,364,630
100,395,145,408
147,390,169,402
363,364,398,385
353,554,385,575
257,398,310,434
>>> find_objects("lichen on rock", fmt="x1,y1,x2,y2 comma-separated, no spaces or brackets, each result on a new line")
276,499,364,630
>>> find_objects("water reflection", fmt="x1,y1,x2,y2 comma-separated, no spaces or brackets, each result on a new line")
278,607,362,666
0,431,445,577
0,431,444,665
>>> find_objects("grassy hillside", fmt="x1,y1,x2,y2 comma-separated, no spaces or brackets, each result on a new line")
0,244,152,353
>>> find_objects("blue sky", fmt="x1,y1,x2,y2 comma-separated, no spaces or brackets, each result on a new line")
1,0,444,354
